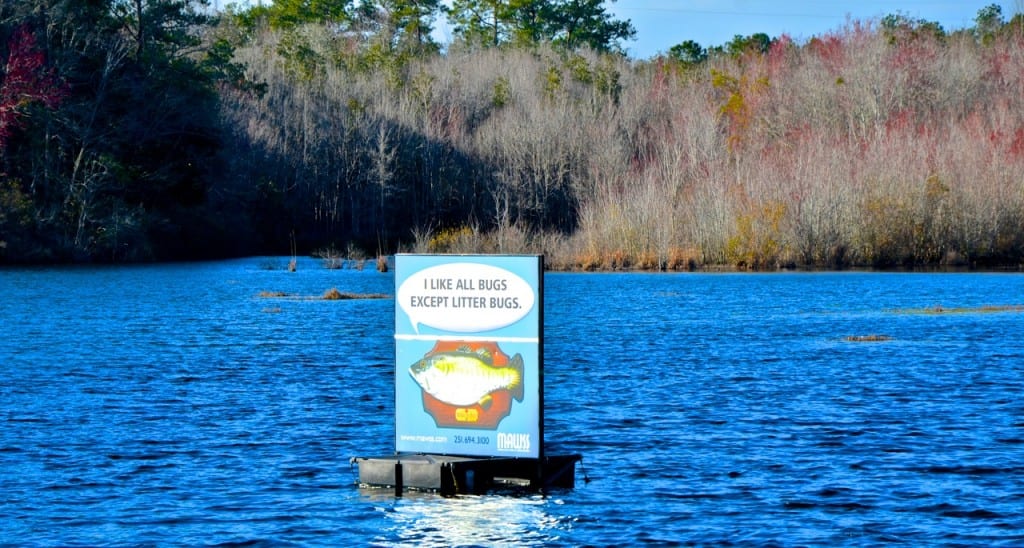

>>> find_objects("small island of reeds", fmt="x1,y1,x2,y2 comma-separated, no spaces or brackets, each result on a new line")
257,289,390,301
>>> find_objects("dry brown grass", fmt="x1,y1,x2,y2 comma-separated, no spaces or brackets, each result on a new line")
322,288,389,300
666,247,701,271
573,248,602,271
257,290,290,298
322,287,345,300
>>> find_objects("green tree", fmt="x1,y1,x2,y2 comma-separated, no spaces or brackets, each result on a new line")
724,32,772,56
261,0,353,28
974,4,1003,44
881,12,945,42
447,0,633,52
505,0,549,46
448,0,508,47
353,0,442,55
668,39,706,64
544,0,634,53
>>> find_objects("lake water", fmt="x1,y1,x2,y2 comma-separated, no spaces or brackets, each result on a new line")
2,258,1024,545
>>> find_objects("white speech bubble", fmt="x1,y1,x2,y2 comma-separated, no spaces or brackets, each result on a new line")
398,262,535,333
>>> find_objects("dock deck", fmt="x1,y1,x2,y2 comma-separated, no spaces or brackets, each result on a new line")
353,453,582,495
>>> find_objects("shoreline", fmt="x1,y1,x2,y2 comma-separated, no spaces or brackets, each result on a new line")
3,254,1022,274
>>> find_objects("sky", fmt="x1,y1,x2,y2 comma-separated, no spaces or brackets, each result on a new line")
601,1,1019,58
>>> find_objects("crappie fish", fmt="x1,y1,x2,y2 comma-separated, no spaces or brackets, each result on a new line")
409,348,524,409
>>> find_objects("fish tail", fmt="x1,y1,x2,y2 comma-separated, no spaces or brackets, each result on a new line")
509,353,525,402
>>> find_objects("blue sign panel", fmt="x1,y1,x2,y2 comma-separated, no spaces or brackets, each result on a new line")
394,254,543,459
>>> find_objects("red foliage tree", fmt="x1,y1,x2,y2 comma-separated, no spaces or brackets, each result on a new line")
0,26,67,151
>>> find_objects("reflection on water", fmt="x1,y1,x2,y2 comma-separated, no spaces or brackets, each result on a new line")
366,490,572,546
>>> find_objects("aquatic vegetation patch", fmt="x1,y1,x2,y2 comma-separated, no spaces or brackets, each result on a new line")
257,289,390,301
844,334,893,342
322,287,389,300
257,290,290,298
889,304,1024,315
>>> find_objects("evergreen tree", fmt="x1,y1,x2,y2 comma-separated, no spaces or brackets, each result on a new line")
354,0,442,55
668,39,707,64
544,0,634,53
448,0,508,47
447,0,633,52
262,0,353,28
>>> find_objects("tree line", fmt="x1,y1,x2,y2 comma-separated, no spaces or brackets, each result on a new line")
2,1,1023,269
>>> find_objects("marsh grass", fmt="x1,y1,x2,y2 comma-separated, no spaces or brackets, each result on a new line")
322,287,344,300
313,245,371,270
322,257,344,270
313,247,345,269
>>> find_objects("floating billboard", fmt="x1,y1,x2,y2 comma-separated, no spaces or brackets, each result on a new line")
394,255,543,459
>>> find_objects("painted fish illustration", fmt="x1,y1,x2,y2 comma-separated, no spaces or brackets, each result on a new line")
409,348,524,409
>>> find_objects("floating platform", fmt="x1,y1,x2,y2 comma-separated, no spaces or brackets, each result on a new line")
353,453,582,496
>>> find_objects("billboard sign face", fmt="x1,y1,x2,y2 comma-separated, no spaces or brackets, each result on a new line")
394,255,543,458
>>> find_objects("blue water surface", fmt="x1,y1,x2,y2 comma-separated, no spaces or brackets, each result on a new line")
2,259,1023,545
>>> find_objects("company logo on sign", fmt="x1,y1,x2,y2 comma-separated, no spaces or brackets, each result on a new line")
497,432,531,453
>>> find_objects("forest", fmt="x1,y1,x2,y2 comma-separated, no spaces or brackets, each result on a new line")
1,1,1023,269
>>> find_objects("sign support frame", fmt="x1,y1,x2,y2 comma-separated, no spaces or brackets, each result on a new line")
356,253,582,494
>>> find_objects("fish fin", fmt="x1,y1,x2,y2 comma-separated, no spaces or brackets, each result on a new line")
478,394,493,410
475,347,493,363
509,353,525,402
456,344,472,352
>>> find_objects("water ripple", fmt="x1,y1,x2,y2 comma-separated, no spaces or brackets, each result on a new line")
3,266,1024,544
